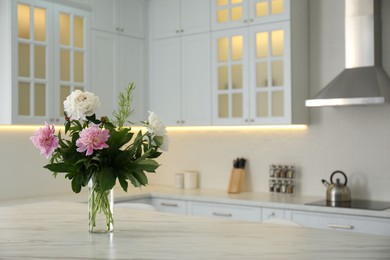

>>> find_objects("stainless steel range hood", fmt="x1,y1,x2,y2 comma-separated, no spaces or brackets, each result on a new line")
306,0,390,107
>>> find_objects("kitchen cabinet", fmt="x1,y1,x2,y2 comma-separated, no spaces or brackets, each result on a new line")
289,210,390,236
188,201,261,222
151,198,187,214
0,0,89,124
150,0,210,39
212,0,308,125
149,33,211,126
211,0,290,31
91,0,146,38
90,0,147,123
90,30,147,122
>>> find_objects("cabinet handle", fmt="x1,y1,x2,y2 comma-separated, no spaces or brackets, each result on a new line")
161,202,179,207
181,120,185,124
176,120,181,124
120,28,124,32
250,119,254,122
243,19,248,23
55,118,60,122
249,18,254,22
49,118,54,122
268,212,276,218
176,29,180,33
328,224,354,230
180,29,184,33
212,212,233,217
116,27,120,31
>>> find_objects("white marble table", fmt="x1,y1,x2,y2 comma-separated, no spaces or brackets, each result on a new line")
1,201,390,259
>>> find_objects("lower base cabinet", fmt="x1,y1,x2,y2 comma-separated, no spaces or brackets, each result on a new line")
188,202,261,222
289,210,390,236
151,198,187,215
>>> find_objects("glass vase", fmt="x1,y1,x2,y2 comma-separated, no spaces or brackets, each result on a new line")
88,177,114,233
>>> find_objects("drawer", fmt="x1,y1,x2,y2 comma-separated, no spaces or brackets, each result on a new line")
290,210,390,236
151,198,187,214
262,207,285,221
189,202,261,222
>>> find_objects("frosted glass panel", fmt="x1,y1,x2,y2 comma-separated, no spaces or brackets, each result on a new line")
217,9,229,23
256,2,268,17
231,7,242,21
74,16,84,48
218,0,228,6
18,43,30,77
18,4,30,39
271,60,284,86
60,13,70,46
218,94,228,118
232,93,242,117
218,66,229,90
231,0,242,3
256,62,268,88
74,51,84,83
60,49,70,81
34,7,46,42
231,35,243,61
232,64,242,89
256,92,268,117
272,0,284,14
18,82,30,116
75,86,84,91
256,32,268,58
218,38,229,62
272,91,284,116
34,83,45,116
60,86,71,116
34,45,46,79
271,30,284,56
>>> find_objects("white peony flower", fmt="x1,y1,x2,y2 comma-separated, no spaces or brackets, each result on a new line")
63,90,100,120
146,111,167,136
160,134,169,151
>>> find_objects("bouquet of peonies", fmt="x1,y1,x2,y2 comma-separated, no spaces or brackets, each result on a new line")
31,83,167,232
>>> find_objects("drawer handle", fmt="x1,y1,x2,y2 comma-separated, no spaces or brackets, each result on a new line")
328,224,354,230
161,202,179,207
212,212,232,217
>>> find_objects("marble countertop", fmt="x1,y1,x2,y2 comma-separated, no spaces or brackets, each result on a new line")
1,201,389,259
2,185,390,219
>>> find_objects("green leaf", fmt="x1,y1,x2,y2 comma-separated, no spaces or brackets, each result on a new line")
44,163,77,173
132,170,148,185
71,176,82,193
98,167,117,192
153,136,163,147
137,159,160,172
117,173,128,192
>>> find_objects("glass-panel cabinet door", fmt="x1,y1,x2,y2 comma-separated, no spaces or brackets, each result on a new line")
16,1,51,123
249,21,291,124
212,29,249,125
248,0,290,24
55,5,88,121
212,0,248,31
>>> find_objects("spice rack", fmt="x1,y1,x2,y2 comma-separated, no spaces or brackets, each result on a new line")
269,165,295,194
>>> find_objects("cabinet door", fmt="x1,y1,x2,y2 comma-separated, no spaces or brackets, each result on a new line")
150,0,180,39
248,0,290,25
54,5,89,123
180,0,211,35
117,36,147,123
91,0,118,33
12,0,53,124
211,0,249,31
248,22,291,124
90,30,118,117
181,33,211,126
118,0,146,38
150,37,181,125
212,28,249,125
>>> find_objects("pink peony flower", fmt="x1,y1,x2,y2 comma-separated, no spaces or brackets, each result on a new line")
31,123,59,158
76,125,109,156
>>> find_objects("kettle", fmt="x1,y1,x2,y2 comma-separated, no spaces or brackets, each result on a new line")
321,170,351,203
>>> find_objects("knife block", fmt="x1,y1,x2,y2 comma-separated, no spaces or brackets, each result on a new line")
228,168,245,194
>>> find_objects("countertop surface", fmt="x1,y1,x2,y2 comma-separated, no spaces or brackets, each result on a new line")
2,185,390,218
1,201,390,260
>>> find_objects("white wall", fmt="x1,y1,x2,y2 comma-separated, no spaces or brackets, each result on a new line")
1,0,390,202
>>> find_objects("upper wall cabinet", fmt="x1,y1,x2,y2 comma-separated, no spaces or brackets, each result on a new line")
212,0,308,125
212,0,290,31
150,0,211,39
90,0,148,123
0,0,89,125
91,0,146,38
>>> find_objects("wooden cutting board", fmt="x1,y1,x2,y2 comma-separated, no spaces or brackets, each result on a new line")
228,168,245,194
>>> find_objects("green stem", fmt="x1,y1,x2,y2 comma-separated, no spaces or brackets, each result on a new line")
89,181,114,232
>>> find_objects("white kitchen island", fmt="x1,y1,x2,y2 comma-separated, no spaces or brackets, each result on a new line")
0,201,389,259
